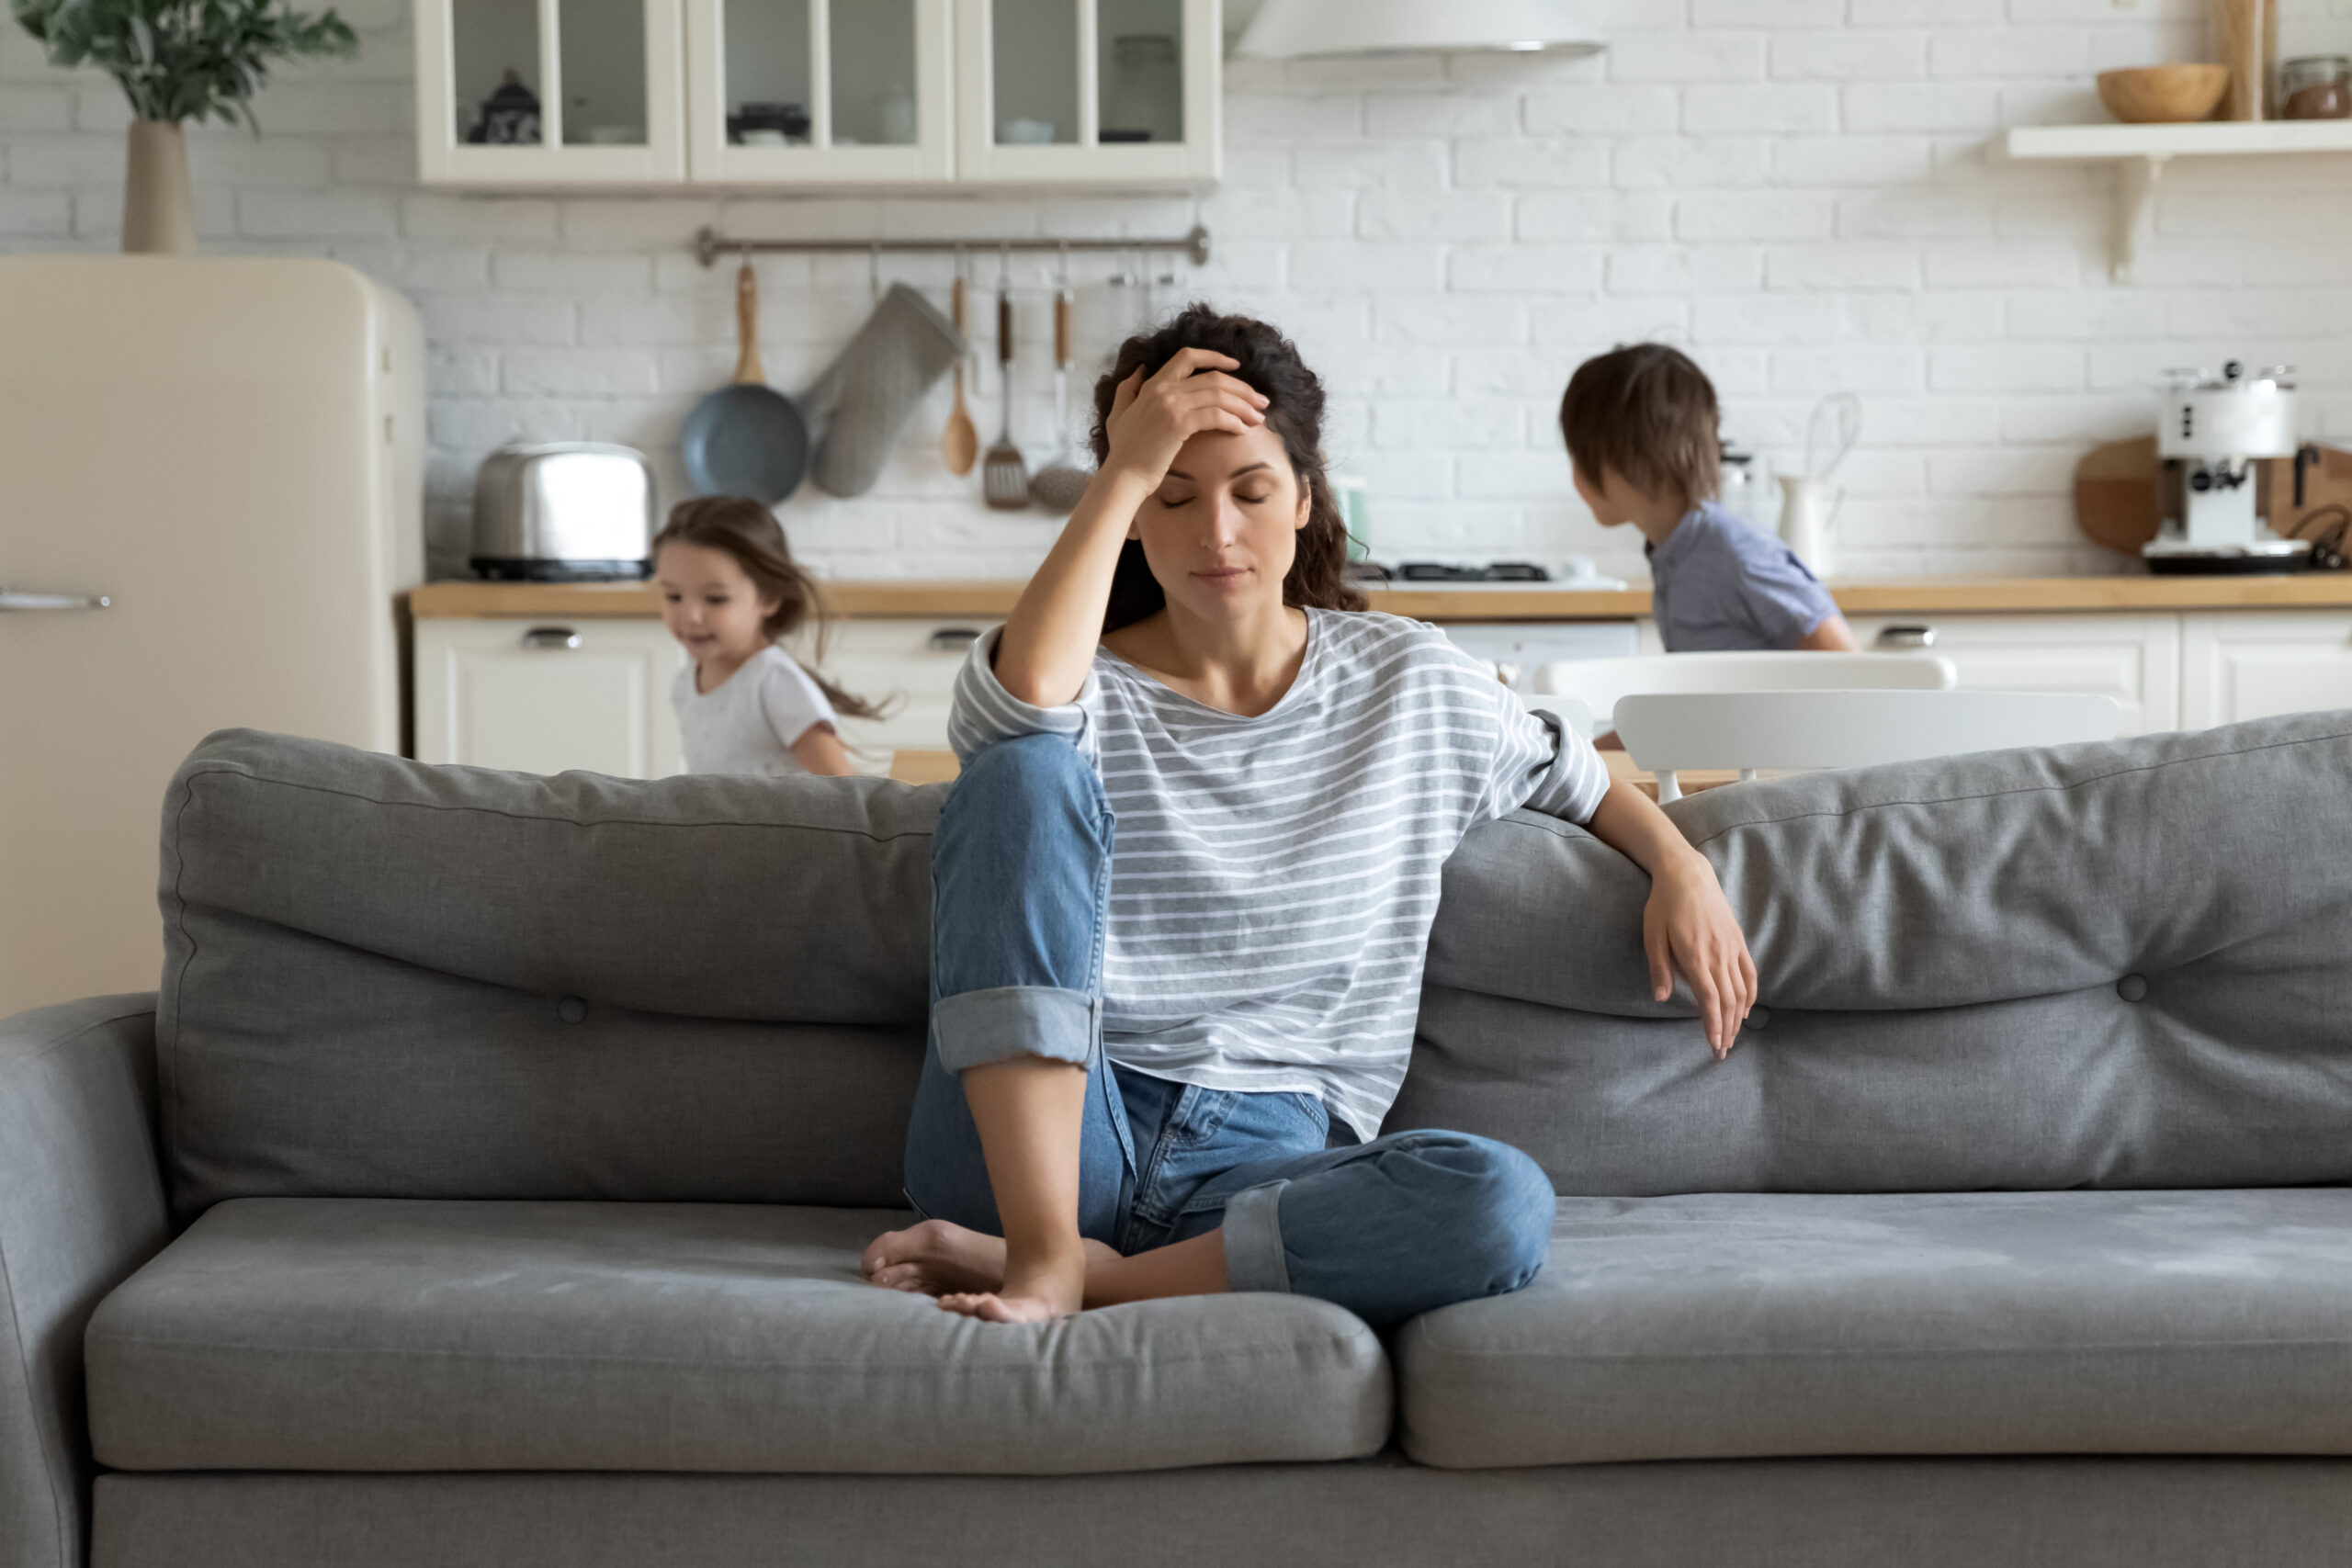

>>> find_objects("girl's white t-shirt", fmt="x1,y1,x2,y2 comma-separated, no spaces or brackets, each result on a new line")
673,645,838,776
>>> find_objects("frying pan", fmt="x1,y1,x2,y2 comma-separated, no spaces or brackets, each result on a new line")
681,260,808,502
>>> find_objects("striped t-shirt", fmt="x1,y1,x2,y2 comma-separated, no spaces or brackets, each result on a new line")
948,608,1611,1142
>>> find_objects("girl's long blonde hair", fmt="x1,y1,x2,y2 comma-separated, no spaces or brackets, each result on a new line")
650,497,888,721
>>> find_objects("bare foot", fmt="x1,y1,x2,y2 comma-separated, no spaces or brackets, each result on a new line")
862,1218,1007,1297
937,1247,1087,1323
863,1221,1118,1302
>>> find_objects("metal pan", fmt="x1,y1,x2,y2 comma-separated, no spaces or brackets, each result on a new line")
681,260,808,502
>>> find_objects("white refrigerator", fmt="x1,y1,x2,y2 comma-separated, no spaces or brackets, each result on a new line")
0,256,423,1015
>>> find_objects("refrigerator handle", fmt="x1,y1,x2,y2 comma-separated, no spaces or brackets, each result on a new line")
0,587,111,612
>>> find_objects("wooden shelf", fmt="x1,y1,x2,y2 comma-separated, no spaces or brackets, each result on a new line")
2007,120,2352,159
2002,120,2352,281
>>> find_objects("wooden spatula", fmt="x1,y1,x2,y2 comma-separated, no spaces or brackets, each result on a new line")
943,275,977,478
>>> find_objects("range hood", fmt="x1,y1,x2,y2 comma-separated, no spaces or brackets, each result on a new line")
1234,0,1602,60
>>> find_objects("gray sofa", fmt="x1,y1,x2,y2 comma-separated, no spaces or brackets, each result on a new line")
7,713,2352,1567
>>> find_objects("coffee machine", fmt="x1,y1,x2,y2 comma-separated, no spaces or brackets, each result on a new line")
2143,361,2310,574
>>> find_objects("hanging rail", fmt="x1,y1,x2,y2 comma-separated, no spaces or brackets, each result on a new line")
694,223,1211,269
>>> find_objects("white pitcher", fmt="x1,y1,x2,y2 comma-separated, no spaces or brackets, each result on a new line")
1776,474,1844,580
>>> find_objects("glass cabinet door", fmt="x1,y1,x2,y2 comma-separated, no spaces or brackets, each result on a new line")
956,0,1217,182
419,0,686,182
686,0,955,182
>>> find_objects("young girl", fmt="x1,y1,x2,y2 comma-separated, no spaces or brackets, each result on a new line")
862,307,1758,1326
651,497,882,778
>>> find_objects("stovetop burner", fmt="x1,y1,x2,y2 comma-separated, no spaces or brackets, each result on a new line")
1347,561,1555,583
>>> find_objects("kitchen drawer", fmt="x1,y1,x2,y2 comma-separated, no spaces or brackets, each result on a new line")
416,618,685,777
1844,615,2180,735
786,617,1000,756
2181,611,2352,729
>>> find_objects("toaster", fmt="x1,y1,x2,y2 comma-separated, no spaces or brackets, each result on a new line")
470,442,658,581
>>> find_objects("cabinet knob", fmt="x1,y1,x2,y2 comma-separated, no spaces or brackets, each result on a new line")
522,626,582,650
1873,624,1937,650
927,626,984,652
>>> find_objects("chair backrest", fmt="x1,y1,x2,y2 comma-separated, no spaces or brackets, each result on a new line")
1615,689,2122,779
1526,652,1956,739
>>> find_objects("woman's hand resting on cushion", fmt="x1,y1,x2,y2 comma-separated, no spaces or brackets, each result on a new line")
1583,776,1758,1061
1643,852,1758,1061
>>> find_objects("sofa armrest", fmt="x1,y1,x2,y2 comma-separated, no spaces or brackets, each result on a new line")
0,996,168,1568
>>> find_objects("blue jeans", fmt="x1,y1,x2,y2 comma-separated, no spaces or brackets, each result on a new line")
901,733,1556,1326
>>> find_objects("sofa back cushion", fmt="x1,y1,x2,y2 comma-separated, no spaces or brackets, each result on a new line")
159,730,936,1215
160,714,2352,1213
1392,709,2352,1193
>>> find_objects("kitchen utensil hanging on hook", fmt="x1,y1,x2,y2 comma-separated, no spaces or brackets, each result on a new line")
1032,243,1092,513
679,250,809,502
943,248,978,477
983,245,1030,509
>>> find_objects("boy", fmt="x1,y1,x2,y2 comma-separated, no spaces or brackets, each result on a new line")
1560,344,1857,652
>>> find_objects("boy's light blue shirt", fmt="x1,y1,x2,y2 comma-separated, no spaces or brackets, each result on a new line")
1645,501,1840,653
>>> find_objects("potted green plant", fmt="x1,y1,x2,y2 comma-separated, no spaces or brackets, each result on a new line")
8,0,357,253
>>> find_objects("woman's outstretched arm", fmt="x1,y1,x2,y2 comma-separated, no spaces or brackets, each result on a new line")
1583,778,1758,1061
992,347,1268,707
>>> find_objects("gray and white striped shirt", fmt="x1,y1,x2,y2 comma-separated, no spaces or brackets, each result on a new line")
949,608,1610,1141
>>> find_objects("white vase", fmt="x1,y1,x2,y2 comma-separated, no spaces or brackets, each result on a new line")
122,120,198,254
1776,474,1845,580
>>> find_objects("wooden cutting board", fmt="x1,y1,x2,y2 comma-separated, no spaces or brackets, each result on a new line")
2074,437,2164,556
2075,439,2352,557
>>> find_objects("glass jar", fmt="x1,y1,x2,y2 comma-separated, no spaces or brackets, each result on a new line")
2280,55,2351,120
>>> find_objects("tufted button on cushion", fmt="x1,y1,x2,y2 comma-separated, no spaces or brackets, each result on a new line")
1746,1006,1770,1030
557,996,588,1024
2117,975,2149,1003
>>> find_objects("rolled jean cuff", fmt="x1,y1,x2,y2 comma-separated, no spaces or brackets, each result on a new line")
1220,1180,1293,1294
933,986,1099,1074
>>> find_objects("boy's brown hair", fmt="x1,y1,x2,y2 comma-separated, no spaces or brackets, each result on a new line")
1557,344,1721,507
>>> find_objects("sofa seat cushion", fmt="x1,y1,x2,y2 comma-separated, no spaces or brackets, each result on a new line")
1400,1190,2352,1469
86,1199,1391,1475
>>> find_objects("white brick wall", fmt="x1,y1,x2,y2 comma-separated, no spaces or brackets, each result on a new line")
6,0,2352,582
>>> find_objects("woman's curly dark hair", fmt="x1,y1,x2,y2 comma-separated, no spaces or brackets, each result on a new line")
1089,304,1367,633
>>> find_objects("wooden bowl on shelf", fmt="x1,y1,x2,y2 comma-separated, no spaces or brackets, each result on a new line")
2097,64,2231,123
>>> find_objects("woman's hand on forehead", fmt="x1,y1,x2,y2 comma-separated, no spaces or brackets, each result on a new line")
1102,347,1271,492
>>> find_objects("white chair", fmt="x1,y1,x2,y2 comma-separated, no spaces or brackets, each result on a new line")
1525,652,1957,741
1613,690,2122,802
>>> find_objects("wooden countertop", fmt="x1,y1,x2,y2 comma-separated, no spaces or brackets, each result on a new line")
408,574,2352,622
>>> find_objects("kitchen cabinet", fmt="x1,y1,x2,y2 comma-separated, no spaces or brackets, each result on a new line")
416,0,688,184
414,614,993,775
954,0,1220,184
416,0,1217,187
2180,611,2352,728
1645,614,2178,733
684,0,956,185
1844,615,2180,735
416,617,685,777
783,616,1000,756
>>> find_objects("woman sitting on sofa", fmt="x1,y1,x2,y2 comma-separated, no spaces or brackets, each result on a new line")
862,307,1756,1325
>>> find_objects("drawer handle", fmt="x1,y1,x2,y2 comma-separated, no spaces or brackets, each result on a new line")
927,626,984,652
1873,624,1937,650
522,626,582,650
